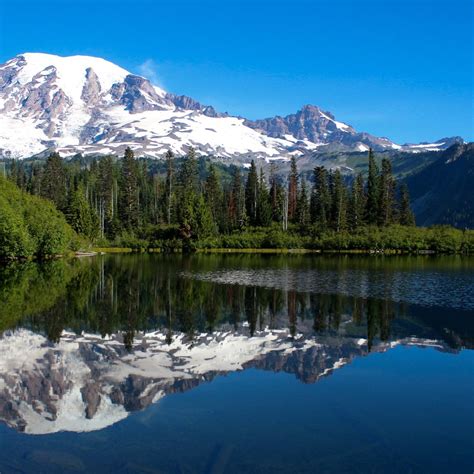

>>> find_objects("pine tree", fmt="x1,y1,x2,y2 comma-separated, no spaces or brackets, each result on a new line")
366,148,379,225
119,147,139,230
378,158,396,226
227,166,246,230
179,147,199,194
40,152,68,211
245,160,258,225
164,150,174,224
29,163,43,196
349,173,366,229
398,183,415,226
296,177,310,226
257,168,272,227
288,157,299,222
193,194,216,239
66,183,99,240
205,163,223,230
97,155,115,238
177,148,201,239
310,166,331,229
269,162,283,223
330,169,347,231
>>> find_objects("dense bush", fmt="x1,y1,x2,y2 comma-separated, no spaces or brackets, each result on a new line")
0,176,75,259
190,224,474,254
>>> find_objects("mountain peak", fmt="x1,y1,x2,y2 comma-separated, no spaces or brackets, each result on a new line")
0,52,462,160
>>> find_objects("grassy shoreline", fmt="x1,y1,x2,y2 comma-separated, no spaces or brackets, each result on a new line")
89,247,447,256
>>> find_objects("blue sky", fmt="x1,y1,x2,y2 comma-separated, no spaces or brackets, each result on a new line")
0,0,472,143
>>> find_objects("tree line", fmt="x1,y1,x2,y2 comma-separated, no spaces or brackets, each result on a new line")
6,147,415,246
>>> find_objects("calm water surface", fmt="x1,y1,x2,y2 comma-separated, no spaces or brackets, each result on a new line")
0,254,473,473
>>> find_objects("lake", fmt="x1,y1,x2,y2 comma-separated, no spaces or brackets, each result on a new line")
0,254,473,473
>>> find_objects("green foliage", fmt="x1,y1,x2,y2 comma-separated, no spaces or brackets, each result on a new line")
40,152,68,211
66,183,100,240
366,148,379,225
119,147,140,229
2,148,468,255
0,194,34,257
0,176,75,259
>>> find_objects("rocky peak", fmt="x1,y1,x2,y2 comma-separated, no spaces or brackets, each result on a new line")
110,74,172,113
166,93,225,118
81,67,102,106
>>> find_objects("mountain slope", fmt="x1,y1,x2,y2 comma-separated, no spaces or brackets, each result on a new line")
0,53,463,160
406,143,474,228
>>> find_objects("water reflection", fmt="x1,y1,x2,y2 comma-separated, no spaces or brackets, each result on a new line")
0,254,472,435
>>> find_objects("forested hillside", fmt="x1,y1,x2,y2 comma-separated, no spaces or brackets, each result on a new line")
406,143,474,228
2,147,473,255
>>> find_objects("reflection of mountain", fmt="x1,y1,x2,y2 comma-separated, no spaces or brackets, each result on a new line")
0,327,455,435
0,255,471,435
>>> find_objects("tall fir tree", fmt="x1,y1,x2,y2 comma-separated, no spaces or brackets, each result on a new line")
66,183,99,240
310,166,331,230
119,147,140,230
245,160,258,225
288,156,299,222
378,158,396,226
330,169,348,231
398,183,415,226
257,168,272,227
296,177,310,226
40,152,68,211
365,148,379,225
205,163,223,231
164,150,174,224
177,147,199,231
228,166,246,230
269,162,283,223
97,155,115,238
349,173,366,229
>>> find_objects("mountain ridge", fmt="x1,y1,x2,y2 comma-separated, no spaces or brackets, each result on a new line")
0,52,463,160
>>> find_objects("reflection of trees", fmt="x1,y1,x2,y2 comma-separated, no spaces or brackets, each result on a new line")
288,290,297,337
1,254,467,351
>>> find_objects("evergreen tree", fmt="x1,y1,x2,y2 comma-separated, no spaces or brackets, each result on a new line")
228,167,246,230
164,150,174,224
366,148,379,225
29,163,43,196
119,147,139,230
269,162,283,223
177,148,200,239
288,156,299,222
310,166,331,229
205,163,223,230
192,194,216,239
245,160,258,225
398,183,415,226
330,169,348,231
40,152,68,211
97,155,116,238
257,168,272,227
66,183,99,240
296,177,310,226
349,173,366,229
378,158,396,226
178,147,199,194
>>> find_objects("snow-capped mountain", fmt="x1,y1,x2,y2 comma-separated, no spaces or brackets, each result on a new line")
0,326,452,435
0,53,463,160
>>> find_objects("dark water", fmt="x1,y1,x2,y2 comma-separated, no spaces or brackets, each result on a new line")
0,254,473,473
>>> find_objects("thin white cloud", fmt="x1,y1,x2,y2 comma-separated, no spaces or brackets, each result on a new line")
137,59,165,89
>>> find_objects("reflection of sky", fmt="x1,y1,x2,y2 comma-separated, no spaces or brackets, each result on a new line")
0,345,472,473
